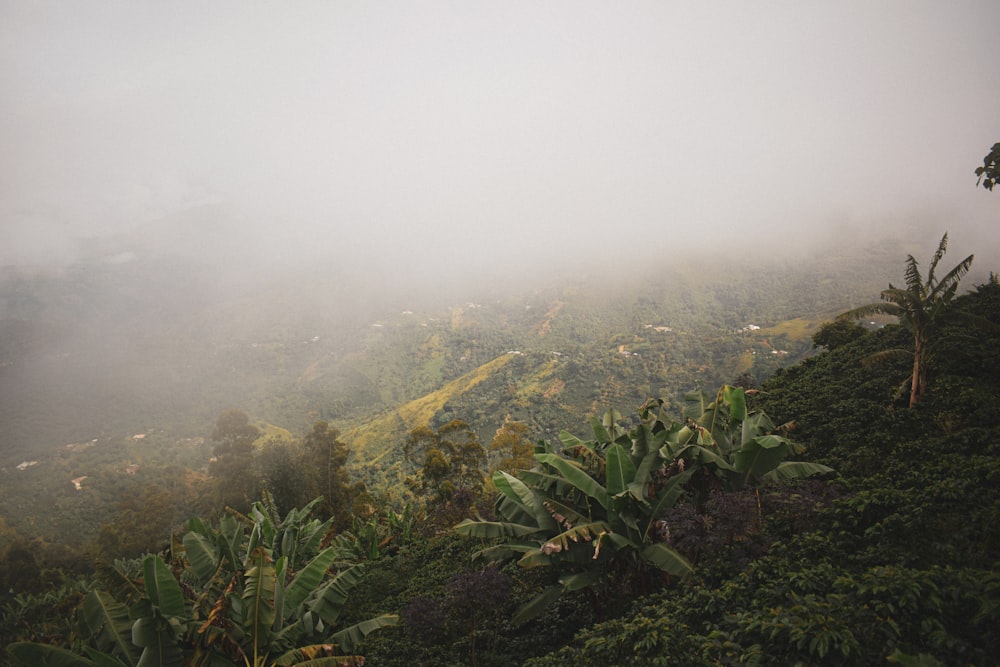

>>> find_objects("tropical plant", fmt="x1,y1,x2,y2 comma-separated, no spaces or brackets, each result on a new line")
838,233,976,407
341,504,417,561
456,408,697,622
7,496,396,667
456,386,834,622
648,385,835,506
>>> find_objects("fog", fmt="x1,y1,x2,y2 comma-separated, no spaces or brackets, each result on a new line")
2,1,998,282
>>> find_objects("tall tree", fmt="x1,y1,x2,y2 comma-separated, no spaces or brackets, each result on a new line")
838,233,973,407
211,408,261,455
209,409,262,512
975,141,1000,191
301,421,358,528
488,418,535,475
405,420,486,503
404,420,487,533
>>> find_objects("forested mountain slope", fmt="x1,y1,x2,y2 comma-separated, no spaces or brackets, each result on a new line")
521,277,1000,666
0,240,898,459
3,245,999,666
0,235,958,552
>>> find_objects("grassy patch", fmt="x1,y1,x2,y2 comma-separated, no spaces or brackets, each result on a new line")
253,422,295,445
761,316,828,342
345,354,516,475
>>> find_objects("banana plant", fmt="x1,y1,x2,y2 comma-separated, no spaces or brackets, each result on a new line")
337,503,417,562
7,498,396,667
178,496,396,666
10,556,189,667
456,388,835,621
647,385,835,494
456,409,695,622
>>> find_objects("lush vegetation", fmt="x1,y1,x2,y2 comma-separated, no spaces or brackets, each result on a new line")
526,275,1000,666
3,241,1000,665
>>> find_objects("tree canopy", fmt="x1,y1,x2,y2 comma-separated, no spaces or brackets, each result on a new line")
975,141,1000,191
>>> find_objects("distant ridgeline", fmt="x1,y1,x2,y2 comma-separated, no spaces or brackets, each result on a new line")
0,247,899,465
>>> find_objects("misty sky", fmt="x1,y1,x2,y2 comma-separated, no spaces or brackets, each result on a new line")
2,1,998,273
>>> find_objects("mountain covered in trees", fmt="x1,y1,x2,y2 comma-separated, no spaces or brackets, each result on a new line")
2,235,999,665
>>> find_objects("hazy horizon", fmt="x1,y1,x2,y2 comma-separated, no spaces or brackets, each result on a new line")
2,2,998,281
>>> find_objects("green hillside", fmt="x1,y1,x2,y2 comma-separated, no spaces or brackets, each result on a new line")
3,238,1000,665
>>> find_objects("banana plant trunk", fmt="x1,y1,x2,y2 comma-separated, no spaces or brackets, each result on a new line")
910,334,924,408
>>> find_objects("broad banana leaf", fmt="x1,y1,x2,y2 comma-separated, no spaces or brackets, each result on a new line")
297,517,334,558
760,461,836,482
272,556,289,632
515,469,564,492
279,523,300,564
492,470,553,530
251,504,276,548
82,647,130,667
80,590,139,667
557,430,586,452
731,436,792,488
628,423,667,460
589,412,613,443
218,514,243,573
605,443,636,496
242,548,276,658
273,644,365,666
515,549,552,568
683,388,714,422
132,617,184,667
538,497,590,528
182,531,220,583
662,423,696,450
143,556,186,620
308,565,364,626
471,542,540,562
7,643,97,667
723,385,747,422
740,411,775,447
560,570,601,592
329,614,398,654
283,547,338,613
246,523,262,558
640,543,695,577
104,561,144,603
535,453,610,510
628,450,666,501
454,518,541,538
511,586,563,625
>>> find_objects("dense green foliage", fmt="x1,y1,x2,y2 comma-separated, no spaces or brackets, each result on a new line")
8,496,395,667
526,278,1000,665
4,246,1000,665
975,141,1000,191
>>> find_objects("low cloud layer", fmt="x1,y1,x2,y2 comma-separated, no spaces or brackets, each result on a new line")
2,2,998,275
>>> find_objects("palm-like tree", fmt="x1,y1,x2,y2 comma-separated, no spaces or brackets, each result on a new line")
838,233,973,407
